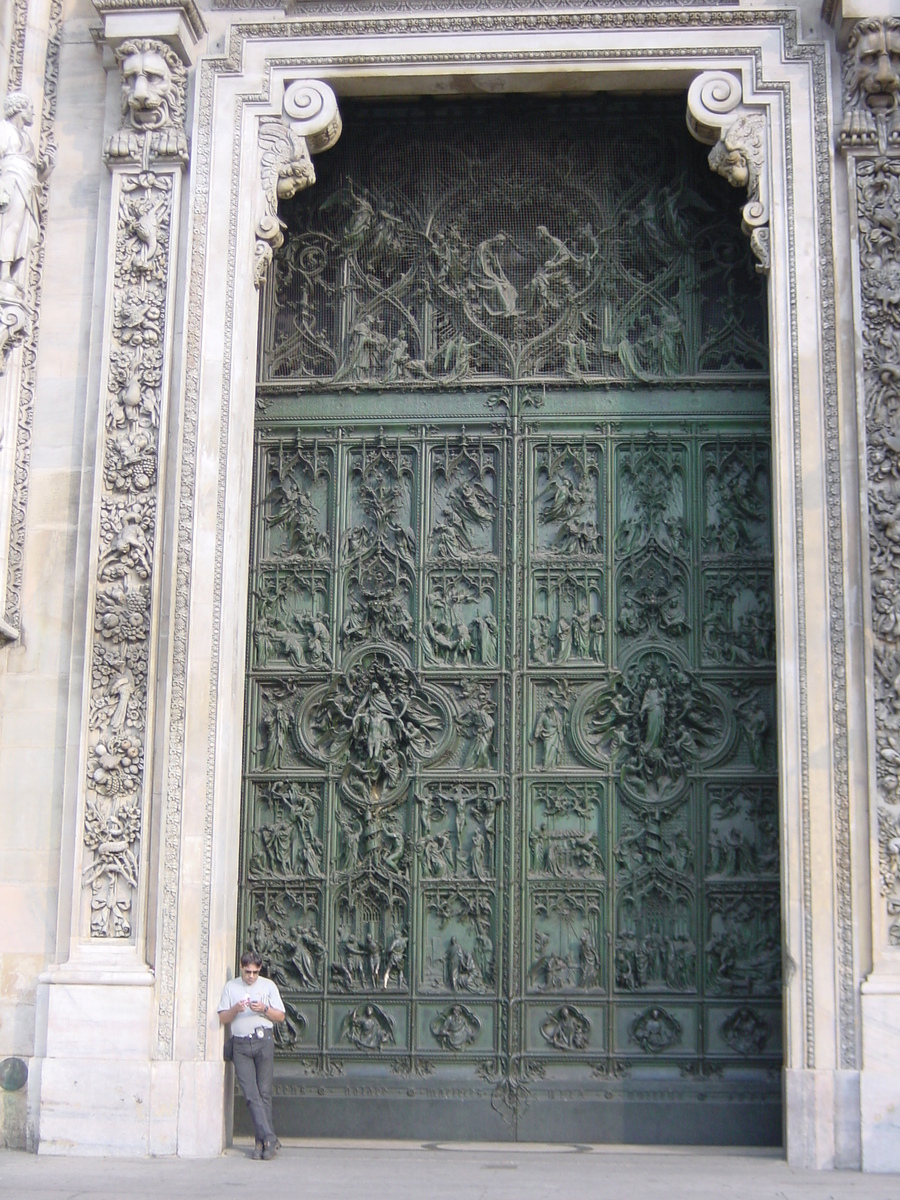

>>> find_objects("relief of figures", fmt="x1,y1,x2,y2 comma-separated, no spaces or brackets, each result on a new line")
530,680,572,773
340,1003,396,1050
416,784,499,881
706,785,778,878
530,890,602,992
540,1005,591,1051
430,1003,482,1051
705,891,781,996
264,104,767,388
702,573,774,665
248,781,324,880
423,572,498,667
628,1006,682,1053
252,568,331,669
331,923,408,991
616,552,689,642
261,441,331,560
423,888,494,993
534,442,602,558
300,646,450,804
575,654,725,804
529,780,604,881
245,891,325,992
616,440,687,558
615,814,696,992
531,571,605,664
430,439,498,561
341,439,417,649
720,1006,771,1056
702,446,770,556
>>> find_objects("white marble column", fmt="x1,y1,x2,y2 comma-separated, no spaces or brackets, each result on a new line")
34,1,207,1156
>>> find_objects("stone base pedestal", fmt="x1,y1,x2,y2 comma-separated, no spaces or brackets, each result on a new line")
33,973,226,1156
860,974,900,1172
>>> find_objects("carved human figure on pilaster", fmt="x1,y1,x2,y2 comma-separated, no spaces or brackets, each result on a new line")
686,72,770,273
104,39,188,168
840,18,900,152
0,91,53,368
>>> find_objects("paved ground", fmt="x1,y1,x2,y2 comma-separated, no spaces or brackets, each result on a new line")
3,1140,900,1199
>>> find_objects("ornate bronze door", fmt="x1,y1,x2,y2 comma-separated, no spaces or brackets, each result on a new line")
239,97,781,1143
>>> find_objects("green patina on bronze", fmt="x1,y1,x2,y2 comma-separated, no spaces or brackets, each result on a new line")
239,97,780,1142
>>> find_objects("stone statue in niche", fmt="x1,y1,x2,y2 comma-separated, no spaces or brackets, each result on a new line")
840,18,900,151
0,92,51,298
0,91,53,369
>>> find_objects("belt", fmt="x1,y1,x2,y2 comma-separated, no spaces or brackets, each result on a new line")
232,1027,273,1041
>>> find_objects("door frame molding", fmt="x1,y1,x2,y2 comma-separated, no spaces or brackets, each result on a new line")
106,8,863,1165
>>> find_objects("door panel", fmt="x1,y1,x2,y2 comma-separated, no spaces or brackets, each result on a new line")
238,96,779,1144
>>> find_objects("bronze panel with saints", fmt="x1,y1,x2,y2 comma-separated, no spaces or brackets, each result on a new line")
238,95,780,1143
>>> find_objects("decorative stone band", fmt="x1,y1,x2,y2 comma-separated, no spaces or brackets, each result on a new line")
839,20,900,952
79,40,188,940
255,79,343,286
686,71,770,273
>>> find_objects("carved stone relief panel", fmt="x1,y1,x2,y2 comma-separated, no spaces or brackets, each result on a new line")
840,36,900,945
79,39,187,939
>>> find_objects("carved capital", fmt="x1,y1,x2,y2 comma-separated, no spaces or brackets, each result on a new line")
255,80,342,288
103,38,189,170
840,18,900,154
687,72,770,273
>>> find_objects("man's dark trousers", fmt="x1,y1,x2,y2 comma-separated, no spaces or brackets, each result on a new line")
232,1030,276,1144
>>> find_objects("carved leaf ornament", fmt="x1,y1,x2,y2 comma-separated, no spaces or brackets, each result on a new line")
840,23,900,945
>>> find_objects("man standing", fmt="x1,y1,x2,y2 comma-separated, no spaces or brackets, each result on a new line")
218,950,285,1160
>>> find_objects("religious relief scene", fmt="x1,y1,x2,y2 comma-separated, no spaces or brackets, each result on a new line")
260,98,768,389
239,93,779,1141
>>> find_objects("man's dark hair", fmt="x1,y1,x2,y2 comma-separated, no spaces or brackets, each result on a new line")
240,949,263,968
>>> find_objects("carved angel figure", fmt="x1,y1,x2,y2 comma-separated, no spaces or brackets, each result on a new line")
0,91,52,298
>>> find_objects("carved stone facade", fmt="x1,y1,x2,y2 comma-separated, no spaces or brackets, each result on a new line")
78,38,188,940
0,0,895,1174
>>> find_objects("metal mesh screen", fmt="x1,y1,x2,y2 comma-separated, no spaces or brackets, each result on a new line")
260,94,769,389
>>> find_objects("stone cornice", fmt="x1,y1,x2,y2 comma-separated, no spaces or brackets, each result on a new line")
93,0,205,62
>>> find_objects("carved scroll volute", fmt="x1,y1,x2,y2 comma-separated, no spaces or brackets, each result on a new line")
839,22,900,953
687,71,771,273
76,38,189,941
255,79,342,287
